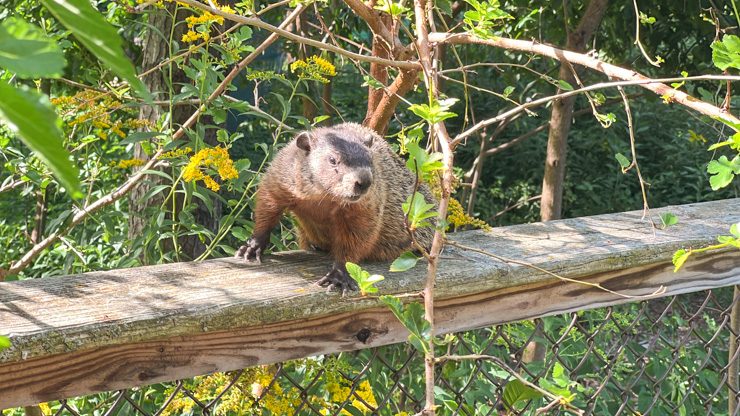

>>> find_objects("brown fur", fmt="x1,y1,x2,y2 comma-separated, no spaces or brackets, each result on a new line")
236,123,437,292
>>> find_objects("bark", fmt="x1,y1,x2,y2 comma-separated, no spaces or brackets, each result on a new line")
540,0,609,221
363,15,392,128
364,68,419,134
297,10,318,122
129,2,219,262
321,53,334,126
30,186,50,246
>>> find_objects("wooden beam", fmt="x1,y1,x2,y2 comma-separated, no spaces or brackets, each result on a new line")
1,198,739,408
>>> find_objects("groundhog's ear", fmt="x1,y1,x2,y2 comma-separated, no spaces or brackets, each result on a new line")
363,133,374,148
296,132,312,152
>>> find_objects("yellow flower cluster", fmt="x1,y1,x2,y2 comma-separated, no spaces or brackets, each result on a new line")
245,69,285,82
290,56,337,83
182,146,238,191
160,369,262,416
161,147,193,159
52,90,151,140
256,373,306,415
110,158,146,169
322,374,377,414
424,174,490,231
447,197,492,231
181,1,234,43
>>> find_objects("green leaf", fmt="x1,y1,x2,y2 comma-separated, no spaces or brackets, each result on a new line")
346,262,367,282
380,296,430,353
0,335,9,351
347,262,384,295
539,378,573,399
0,18,65,78
361,75,384,90
731,223,740,239
403,192,438,228
503,85,515,98
373,0,410,17
40,0,151,101
502,379,543,410
404,302,431,340
435,0,453,15
380,295,404,320
0,83,81,197
707,155,740,190
390,251,421,272
405,141,444,176
557,80,574,91
672,249,691,273
712,35,740,71
638,11,656,24
615,153,631,169
408,99,458,124
660,212,678,228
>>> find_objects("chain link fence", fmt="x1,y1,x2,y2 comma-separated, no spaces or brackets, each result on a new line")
10,286,740,416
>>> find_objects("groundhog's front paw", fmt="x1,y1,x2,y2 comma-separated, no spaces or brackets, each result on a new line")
315,265,359,297
235,235,267,263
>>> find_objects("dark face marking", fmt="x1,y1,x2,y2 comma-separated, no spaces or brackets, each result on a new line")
324,133,372,168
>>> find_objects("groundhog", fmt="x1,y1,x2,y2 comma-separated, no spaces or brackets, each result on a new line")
235,122,437,295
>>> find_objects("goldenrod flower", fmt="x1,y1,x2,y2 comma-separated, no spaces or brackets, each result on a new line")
161,147,193,159
116,158,146,169
447,197,491,231
291,55,337,83
183,146,238,191
182,30,200,43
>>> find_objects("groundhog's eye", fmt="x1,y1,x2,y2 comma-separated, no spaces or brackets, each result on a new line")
328,156,337,166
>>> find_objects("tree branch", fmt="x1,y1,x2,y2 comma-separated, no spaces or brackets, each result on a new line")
429,33,740,141
176,0,421,70
364,68,419,134
448,74,740,147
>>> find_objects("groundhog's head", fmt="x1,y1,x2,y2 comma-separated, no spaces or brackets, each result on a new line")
296,127,374,202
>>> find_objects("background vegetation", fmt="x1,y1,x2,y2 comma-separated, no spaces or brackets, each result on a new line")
1,0,739,414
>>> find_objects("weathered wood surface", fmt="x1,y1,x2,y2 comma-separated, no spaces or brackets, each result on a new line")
1,198,739,408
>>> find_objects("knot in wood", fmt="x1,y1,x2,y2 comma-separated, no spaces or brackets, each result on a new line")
356,328,371,344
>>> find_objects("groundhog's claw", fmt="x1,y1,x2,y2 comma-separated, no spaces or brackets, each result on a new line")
235,237,265,263
315,265,359,296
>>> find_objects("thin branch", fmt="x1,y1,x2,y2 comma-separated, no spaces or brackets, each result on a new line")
428,32,740,142
0,179,26,195
257,0,291,15
449,74,740,147
618,86,656,229
632,0,661,67
446,240,667,299
412,0,440,412
176,0,421,70
484,93,642,156
490,195,543,221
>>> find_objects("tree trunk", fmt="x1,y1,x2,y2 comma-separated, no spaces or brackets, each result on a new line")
30,186,50,246
540,0,609,221
297,10,318,122
129,3,220,262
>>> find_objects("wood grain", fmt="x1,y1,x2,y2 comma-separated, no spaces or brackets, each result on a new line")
1,198,739,408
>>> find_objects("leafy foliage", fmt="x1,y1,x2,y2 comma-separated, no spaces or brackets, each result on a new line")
346,261,384,295
1,0,739,413
381,295,431,354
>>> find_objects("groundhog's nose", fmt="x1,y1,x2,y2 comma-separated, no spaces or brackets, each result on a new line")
354,171,372,194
